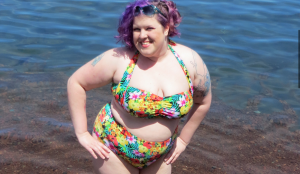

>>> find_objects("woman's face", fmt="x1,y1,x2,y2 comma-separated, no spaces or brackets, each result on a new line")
133,14,169,58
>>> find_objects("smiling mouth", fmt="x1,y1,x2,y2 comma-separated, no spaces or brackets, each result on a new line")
140,41,150,48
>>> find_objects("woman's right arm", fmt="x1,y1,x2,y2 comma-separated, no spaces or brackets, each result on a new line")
67,49,119,159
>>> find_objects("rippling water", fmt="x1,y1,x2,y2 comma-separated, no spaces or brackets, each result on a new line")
0,0,300,173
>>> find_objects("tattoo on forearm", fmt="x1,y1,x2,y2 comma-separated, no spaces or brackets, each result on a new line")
190,50,211,98
91,53,104,66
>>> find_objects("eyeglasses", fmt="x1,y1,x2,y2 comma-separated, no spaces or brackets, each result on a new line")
134,5,166,18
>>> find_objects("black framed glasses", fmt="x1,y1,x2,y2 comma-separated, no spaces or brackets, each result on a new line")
134,5,166,18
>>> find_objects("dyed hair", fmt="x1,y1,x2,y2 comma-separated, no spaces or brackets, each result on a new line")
115,0,182,48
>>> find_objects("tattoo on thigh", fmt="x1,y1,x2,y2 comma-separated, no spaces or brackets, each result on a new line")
92,53,105,66
190,50,211,98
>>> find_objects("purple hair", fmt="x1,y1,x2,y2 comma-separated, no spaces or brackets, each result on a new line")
115,0,182,49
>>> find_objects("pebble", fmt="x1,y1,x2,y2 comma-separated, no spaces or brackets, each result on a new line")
212,166,217,169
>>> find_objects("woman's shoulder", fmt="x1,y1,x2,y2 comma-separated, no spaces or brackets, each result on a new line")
90,46,136,74
172,43,202,63
103,47,136,61
172,42,204,64
171,43,194,64
171,42,207,81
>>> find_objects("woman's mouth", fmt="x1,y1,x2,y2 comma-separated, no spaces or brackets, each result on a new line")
140,41,150,48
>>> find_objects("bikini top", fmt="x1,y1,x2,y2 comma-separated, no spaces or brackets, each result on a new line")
112,41,194,119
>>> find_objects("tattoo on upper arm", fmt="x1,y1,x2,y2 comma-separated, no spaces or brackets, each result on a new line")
190,50,211,98
91,53,105,66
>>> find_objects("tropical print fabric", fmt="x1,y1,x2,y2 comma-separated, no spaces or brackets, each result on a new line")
93,103,178,169
112,40,194,119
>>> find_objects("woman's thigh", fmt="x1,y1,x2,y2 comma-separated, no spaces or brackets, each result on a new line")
92,132,139,174
140,154,171,174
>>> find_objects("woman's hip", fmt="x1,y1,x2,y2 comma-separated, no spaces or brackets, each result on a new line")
93,103,178,169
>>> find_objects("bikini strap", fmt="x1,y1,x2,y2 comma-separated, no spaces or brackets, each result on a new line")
116,41,194,96
115,50,139,95
168,43,194,96
119,40,176,90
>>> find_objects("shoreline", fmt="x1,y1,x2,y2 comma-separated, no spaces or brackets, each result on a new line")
0,72,299,173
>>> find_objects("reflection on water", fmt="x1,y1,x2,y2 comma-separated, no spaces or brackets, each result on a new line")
0,0,300,173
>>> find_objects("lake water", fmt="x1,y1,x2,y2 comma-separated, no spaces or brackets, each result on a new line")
0,0,299,173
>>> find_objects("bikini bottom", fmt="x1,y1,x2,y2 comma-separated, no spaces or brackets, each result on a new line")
93,103,178,169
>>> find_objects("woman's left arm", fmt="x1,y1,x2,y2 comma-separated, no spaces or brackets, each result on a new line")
164,49,212,164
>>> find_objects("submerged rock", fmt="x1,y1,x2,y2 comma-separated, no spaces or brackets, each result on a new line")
267,115,289,126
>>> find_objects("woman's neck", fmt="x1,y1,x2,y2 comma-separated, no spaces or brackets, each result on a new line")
143,40,170,62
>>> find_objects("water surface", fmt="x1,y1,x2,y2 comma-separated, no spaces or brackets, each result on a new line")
0,0,299,173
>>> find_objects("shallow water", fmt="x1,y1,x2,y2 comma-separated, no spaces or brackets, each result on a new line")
0,0,299,173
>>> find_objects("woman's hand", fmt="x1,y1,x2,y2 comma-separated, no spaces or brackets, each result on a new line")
164,137,188,165
77,131,110,159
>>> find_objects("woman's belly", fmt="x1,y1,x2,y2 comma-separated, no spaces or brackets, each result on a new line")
110,98,180,142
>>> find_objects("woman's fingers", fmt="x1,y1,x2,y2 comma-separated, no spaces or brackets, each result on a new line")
165,147,176,165
164,152,171,162
164,137,188,164
96,148,106,159
86,142,102,159
166,151,180,164
96,143,110,159
169,154,179,164
166,149,179,164
78,132,110,160
166,154,174,165
100,142,111,153
90,144,108,160
91,139,110,159
164,146,175,162
87,147,98,159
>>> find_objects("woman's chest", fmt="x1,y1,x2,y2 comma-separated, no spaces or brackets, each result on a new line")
114,55,191,98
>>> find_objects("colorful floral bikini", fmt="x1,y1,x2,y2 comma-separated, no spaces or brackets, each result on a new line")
93,41,194,169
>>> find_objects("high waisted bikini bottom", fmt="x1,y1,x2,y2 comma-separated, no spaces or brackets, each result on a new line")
93,103,178,169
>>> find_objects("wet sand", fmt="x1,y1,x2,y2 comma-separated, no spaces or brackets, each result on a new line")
0,72,299,174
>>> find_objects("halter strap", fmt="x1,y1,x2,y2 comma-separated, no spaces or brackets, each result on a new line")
167,44,194,96
116,41,194,97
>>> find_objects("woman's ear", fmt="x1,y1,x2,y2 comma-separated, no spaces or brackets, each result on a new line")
164,25,170,36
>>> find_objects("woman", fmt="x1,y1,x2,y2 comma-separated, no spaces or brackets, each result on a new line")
67,0,211,173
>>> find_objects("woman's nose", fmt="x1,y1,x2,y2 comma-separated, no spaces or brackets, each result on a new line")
139,29,147,39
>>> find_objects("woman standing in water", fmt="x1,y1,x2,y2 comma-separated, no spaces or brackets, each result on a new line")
67,0,211,173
